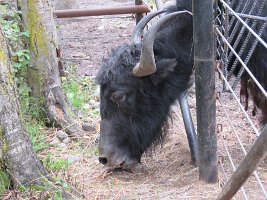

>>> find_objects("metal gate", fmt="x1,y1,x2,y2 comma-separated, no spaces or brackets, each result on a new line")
214,0,267,198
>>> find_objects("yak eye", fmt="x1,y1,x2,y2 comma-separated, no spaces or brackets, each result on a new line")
110,92,126,103
110,91,136,108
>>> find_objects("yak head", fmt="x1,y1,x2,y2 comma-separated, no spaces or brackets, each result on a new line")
96,10,193,169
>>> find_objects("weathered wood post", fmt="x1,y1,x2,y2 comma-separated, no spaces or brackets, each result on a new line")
135,0,144,24
193,0,218,182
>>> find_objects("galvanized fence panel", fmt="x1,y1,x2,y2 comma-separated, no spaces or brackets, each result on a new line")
215,0,267,198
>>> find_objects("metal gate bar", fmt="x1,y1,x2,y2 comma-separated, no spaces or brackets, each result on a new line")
53,5,150,18
193,0,217,183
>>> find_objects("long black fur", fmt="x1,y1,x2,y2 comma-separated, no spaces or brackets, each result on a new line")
96,0,193,162
96,0,267,166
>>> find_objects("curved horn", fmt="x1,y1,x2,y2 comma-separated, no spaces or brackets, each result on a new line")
132,10,167,45
133,10,192,77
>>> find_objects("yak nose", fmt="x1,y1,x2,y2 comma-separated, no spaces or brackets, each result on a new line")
99,157,108,165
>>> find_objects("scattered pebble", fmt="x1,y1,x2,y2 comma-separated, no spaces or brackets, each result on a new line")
117,24,127,29
94,102,100,108
94,134,100,143
62,137,71,144
97,25,105,30
159,179,169,185
88,99,97,106
119,195,133,200
94,107,100,113
50,137,61,146
82,123,96,132
57,130,69,141
67,155,81,163
73,52,86,57
59,143,67,148
93,86,100,97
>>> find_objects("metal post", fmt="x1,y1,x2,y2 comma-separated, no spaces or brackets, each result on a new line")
135,0,144,24
193,0,218,183
218,124,267,200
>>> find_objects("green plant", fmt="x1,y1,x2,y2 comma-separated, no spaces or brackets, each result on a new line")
0,170,10,195
0,3,32,111
42,155,71,172
25,121,50,152
18,183,49,193
62,63,99,117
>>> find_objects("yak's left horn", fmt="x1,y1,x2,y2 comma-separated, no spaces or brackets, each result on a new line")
133,10,192,77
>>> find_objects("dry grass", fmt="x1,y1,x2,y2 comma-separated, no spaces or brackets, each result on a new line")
51,77,266,200
5,0,263,198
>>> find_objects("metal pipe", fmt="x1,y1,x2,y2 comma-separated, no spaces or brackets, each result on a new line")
178,94,199,166
53,5,150,18
218,124,267,200
193,0,217,183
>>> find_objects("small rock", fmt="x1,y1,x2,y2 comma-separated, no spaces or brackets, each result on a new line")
67,155,81,163
50,137,61,146
94,102,100,108
119,195,133,200
97,25,105,30
62,137,71,144
117,24,127,29
57,130,68,141
94,134,100,144
82,103,90,110
88,100,100,108
93,86,100,97
82,123,96,132
73,52,86,57
159,180,169,185
59,143,67,148
94,107,100,113
88,99,96,106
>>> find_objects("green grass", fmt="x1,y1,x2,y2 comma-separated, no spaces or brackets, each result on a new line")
62,63,100,117
25,121,50,152
0,170,10,195
63,79,87,109
0,3,100,198
42,154,71,172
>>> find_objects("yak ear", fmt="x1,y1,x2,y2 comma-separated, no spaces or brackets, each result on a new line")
151,58,177,85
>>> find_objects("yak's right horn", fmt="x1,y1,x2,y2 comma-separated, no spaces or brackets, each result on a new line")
132,9,167,45
133,10,192,77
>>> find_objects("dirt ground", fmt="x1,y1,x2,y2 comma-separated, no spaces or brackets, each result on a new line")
53,0,267,199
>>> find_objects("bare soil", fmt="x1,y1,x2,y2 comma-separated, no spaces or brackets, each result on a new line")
46,0,267,199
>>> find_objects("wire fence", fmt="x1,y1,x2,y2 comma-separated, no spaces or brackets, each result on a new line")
215,0,267,198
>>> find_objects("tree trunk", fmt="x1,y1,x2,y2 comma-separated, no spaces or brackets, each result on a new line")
0,29,47,187
19,0,81,135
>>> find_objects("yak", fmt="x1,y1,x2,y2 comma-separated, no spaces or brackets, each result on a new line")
96,0,267,169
